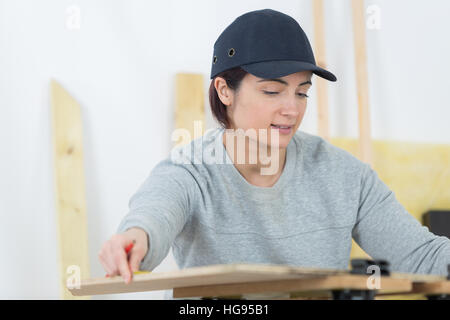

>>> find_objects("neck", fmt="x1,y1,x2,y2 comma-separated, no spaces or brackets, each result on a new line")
222,132,287,187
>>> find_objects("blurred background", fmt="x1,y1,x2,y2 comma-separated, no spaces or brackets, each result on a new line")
0,0,449,299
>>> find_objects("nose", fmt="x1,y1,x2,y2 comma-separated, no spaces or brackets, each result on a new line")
280,96,302,117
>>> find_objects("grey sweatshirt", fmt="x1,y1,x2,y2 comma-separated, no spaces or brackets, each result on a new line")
117,127,450,298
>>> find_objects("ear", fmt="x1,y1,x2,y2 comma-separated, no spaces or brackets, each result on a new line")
214,77,233,106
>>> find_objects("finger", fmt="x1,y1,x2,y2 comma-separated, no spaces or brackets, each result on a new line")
112,244,132,284
101,261,115,277
99,247,116,276
104,243,121,276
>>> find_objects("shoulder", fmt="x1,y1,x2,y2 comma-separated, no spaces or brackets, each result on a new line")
151,128,223,182
168,127,221,165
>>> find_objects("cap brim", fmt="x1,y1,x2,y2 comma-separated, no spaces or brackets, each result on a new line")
241,60,337,82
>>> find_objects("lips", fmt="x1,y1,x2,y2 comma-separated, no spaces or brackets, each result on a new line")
270,124,293,135
271,124,293,129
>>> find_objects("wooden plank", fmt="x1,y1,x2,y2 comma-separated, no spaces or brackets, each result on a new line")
50,79,91,300
376,280,450,299
173,275,412,299
67,262,449,298
182,272,448,299
390,272,445,283
68,262,450,299
411,281,450,295
351,0,373,166
174,73,205,146
313,0,331,142
68,263,351,296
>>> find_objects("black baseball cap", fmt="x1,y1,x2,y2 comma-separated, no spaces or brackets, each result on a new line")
210,9,337,82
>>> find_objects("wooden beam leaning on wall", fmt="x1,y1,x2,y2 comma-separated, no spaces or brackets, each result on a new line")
50,80,91,300
313,0,331,142
351,0,374,167
175,73,205,146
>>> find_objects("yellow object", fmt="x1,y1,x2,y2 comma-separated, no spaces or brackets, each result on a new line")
331,137,450,300
133,271,151,275
174,73,205,146
351,0,374,166
312,0,331,142
50,79,91,300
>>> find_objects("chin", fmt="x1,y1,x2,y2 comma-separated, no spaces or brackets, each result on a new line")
264,136,291,150
267,142,289,150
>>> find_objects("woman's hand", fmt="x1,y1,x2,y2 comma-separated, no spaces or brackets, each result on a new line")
98,227,149,284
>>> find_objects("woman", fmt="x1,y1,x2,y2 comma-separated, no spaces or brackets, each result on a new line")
98,9,450,293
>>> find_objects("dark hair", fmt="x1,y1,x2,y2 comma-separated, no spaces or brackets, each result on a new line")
208,67,248,129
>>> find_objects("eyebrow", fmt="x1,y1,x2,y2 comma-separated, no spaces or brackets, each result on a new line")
257,79,312,86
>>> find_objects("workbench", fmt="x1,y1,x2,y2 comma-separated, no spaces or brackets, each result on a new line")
68,260,450,300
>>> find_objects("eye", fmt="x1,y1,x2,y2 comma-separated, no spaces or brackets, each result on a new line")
262,91,309,98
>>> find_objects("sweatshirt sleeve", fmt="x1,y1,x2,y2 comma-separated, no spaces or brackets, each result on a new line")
116,159,199,271
352,163,450,276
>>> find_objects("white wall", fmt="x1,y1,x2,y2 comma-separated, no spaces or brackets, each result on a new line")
0,0,449,299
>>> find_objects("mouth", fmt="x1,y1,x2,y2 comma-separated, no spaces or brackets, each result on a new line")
270,124,293,134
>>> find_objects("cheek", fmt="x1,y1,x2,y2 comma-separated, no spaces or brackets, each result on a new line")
300,103,308,117
250,104,274,128
234,100,273,128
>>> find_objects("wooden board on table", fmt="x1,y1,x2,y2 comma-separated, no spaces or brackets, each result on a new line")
50,79,91,300
174,270,447,299
68,263,353,296
411,281,450,295
377,275,450,299
173,274,412,299
67,262,449,298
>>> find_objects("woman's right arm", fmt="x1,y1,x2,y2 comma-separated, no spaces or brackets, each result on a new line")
98,158,199,283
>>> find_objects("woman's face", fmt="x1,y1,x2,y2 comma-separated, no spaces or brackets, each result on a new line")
216,70,312,149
